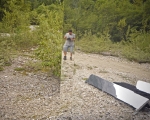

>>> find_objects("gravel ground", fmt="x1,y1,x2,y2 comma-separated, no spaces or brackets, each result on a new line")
0,51,150,120
59,51,150,120
0,54,60,120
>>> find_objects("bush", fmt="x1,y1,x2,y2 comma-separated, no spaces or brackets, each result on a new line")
76,33,150,63
35,4,63,77
0,2,63,77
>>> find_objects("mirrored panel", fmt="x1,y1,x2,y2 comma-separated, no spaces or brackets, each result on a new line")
114,82,150,100
113,83,149,111
136,81,150,94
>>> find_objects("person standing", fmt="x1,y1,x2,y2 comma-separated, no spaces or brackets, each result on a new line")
63,30,75,60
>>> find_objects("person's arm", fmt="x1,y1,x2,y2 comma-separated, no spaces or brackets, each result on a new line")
64,36,66,39
71,34,75,41
71,38,75,41
64,33,67,40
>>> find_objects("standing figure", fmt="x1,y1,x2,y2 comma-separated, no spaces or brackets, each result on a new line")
63,30,75,60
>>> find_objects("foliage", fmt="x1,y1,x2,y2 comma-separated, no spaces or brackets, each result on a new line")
35,4,63,77
2,0,31,33
0,36,13,69
65,0,149,39
0,0,36,69
76,33,150,63
0,0,63,77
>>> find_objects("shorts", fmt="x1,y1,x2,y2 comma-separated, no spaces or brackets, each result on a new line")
63,44,74,53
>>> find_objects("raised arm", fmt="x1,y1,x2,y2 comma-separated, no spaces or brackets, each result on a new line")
71,34,75,41
64,33,67,40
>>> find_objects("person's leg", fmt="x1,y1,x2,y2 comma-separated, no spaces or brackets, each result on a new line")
70,52,72,60
70,45,74,60
64,51,67,56
63,45,68,60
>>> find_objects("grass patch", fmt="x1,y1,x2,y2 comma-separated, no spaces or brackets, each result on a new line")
14,60,51,75
93,66,98,68
22,53,35,58
14,67,25,71
73,68,76,75
76,33,150,63
122,45,150,63
21,71,28,76
4,62,12,66
59,104,69,110
87,66,93,70
24,61,43,72
99,70,108,73
74,63,80,69
0,66,4,71
117,73,129,80
82,77,88,80
76,35,114,54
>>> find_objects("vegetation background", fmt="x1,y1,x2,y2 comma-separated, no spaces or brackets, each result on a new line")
0,0,63,76
64,0,150,63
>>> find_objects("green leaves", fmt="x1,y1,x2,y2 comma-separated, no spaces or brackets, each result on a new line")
0,1,63,76
64,0,150,63
35,4,63,77
2,0,30,33
64,0,150,42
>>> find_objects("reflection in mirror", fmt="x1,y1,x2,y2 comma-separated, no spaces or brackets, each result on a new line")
113,84,149,111
61,0,150,119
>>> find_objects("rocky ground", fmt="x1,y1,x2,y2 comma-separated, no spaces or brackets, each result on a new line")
0,53,60,120
0,50,150,120
59,51,150,120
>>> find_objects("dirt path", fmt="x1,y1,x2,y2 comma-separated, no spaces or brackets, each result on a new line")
0,51,150,120
60,51,150,120
73,51,150,83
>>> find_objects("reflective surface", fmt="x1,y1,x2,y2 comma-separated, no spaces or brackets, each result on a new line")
113,83,149,110
113,82,150,100
86,74,149,111
136,81,150,94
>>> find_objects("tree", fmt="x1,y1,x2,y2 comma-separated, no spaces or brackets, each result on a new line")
2,0,31,33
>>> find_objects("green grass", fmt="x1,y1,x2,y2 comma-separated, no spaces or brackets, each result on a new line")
76,34,150,63
24,61,43,72
82,77,88,80
0,4,63,78
4,62,11,66
14,67,25,71
0,66,4,71
76,35,120,55
99,70,108,73
14,60,49,75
